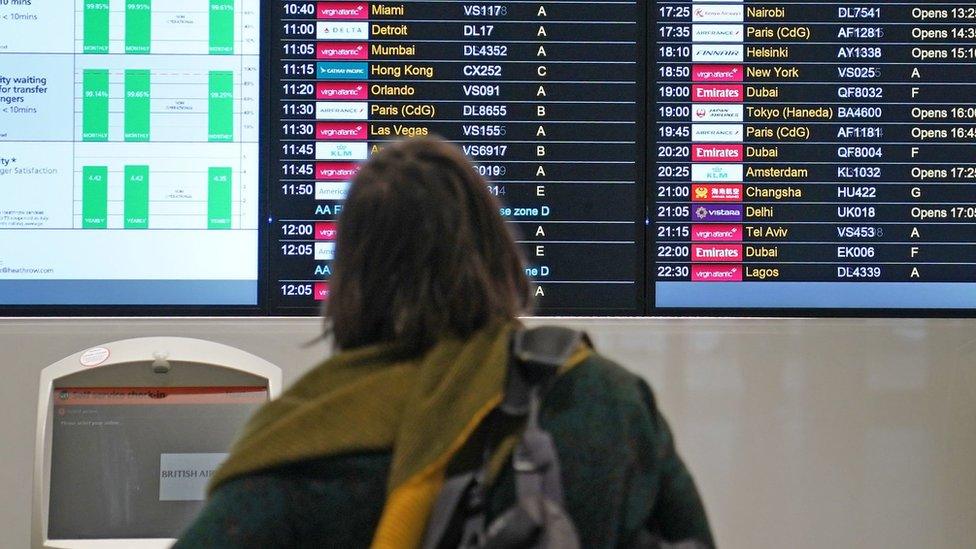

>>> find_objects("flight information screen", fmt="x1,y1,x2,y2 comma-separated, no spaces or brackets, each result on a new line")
5,0,976,316
652,1,976,312
268,1,644,315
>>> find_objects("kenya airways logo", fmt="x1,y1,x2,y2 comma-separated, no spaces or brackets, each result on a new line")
692,5,745,22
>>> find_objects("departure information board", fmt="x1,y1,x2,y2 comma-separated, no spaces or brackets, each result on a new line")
652,1,976,312
269,1,644,315
7,0,976,316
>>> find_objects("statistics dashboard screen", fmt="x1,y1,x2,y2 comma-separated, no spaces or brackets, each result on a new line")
5,0,976,316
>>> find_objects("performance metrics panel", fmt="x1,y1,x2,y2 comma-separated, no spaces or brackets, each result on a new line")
0,1,262,309
268,1,646,315
651,1,976,312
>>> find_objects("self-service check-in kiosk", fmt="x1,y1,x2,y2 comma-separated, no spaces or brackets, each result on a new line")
32,337,282,548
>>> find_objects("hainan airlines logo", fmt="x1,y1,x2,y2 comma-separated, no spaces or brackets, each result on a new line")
691,184,743,202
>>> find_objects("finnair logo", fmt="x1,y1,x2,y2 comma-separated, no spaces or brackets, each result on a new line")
692,44,744,62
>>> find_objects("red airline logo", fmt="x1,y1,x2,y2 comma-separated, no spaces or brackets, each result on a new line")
317,122,367,140
692,84,743,102
692,144,743,162
691,224,742,242
317,42,368,60
317,82,368,100
317,2,368,19
315,222,338,240
692,65,744,82
692,184,743,202
314,282,331,301
316,162,359,180
692,264,743,282
691,244,743,262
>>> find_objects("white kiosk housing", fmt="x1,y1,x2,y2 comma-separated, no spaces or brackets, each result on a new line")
32,337,282,549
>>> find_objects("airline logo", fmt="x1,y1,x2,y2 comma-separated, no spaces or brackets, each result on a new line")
317,62,368,80
692,44,744,62
692,144,743,162
692,164,743,182
317,101,368,120
317,22,369,40
317,2,368,20
691,244,742,262
317,82,368,100
317,42,368,60
317,141,368,161
313,282,331,302
691,224,743,242
315,242,337,261
692,64,743,82
693,203,743,222
316,181,351,200
692,183,743,202
692,4,744,22
691,264,742,282
693,84,743,102
315,222,339,240
692,24,744,43
317,122,367,140
692,104,744,122
692,123,743,142
316,162,359,180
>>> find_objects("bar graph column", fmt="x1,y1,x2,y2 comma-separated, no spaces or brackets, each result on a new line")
82,70,110,142
124,70,151,142
208,168,233,229
209,0,235,55
83,0,110,54
124,166,150,229
82,167,109,229
125,1,152,54
208,71,234,142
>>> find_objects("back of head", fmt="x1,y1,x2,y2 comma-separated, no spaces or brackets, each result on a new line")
325,137,531,356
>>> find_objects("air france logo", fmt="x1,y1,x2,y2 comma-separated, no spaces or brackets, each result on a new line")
692,24,744,43
691,124,744,142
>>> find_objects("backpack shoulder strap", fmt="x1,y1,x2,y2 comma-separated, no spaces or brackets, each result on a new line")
500,326,584,416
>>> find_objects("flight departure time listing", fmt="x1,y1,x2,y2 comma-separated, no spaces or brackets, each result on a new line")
269,1,644,315
652,1,976,310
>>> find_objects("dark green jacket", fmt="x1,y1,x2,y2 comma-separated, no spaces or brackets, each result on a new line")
176,353,713,548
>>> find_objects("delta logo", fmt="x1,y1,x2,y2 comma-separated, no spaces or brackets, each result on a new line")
693,203,743,222
317,122,367,140
317,2,368,20
691,244,742,262
317,22,369,40
691,224,743,242
691,264,743,282
692,144,743,162
313,282,331,301
692,104,744,122
692,5,744,22
692,84,743,102
692,184,743,202
317,82,368,100
315,222,338,240
317,42,368,60
692,64,743,82
316,162,360,180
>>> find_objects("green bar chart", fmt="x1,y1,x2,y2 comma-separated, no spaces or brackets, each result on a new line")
83,1,111,54
125,0,152,54
82,70,110,142
208,71,234,142
209,0,236,55
82,167,109,229
124,70,151,142
124,166,150,229
208,168,233,229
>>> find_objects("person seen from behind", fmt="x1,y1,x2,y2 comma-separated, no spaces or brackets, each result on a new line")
175,136,714,548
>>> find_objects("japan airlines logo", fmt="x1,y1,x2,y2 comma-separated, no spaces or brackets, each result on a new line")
692,184,743,202
692,144,743,162
692,64,743,82
691,264,742,282
693,84,743,102
692,45,744,62
692,104,744,122
317,42,368,60
692,164,743,182
691,124,744,142
692,244,743,262
692,24,744,43
317,2,368,19
692,224,743,242
692,4,744,22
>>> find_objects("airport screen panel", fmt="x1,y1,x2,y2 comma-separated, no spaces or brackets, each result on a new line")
48,386,267,540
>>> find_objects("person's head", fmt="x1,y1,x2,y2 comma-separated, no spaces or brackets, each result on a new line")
325,136,531,356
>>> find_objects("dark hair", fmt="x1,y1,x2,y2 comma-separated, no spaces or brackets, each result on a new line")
324,137,531,356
